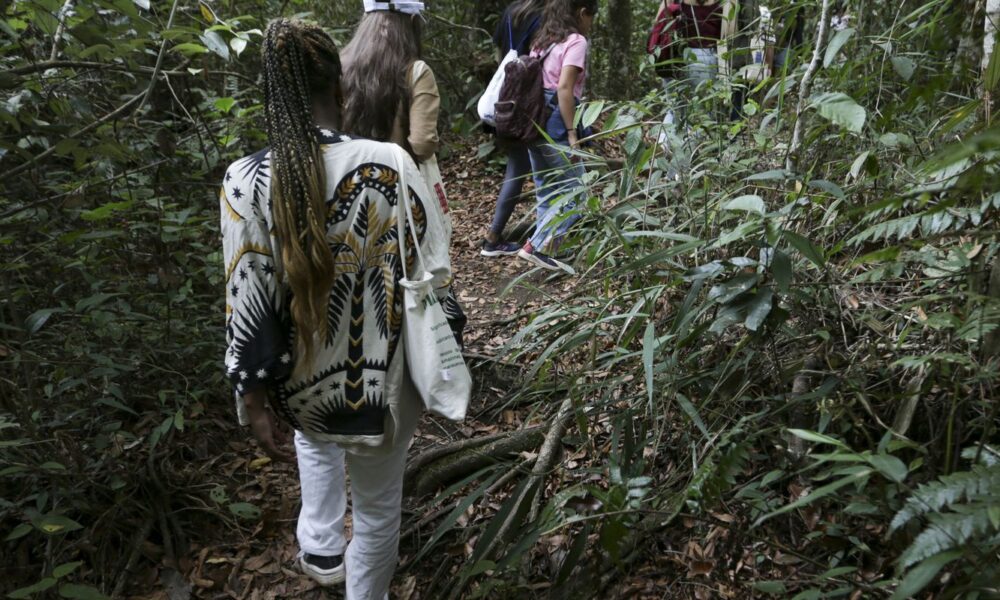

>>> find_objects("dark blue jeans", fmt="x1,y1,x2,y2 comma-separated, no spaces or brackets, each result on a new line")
526,91,587,253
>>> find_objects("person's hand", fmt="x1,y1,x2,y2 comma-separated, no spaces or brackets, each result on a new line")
567,131,584,163
243,390,295,463
568,130,580,148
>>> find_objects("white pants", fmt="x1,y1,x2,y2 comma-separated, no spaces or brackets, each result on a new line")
294,430,410,600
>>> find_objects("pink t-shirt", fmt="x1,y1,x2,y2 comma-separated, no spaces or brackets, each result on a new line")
534,33,588,98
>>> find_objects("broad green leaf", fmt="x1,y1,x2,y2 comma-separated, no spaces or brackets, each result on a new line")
58,584,110,600
753,581,787,596
214,97,236,114
722,194,765,215
35,515,83,535
812,92,866,133
744,287,773,331
782,231,825,268
746,169,792,181
787,429,848,448
463,560,496,578
823,27,854,67
5,523,32,541
200,31,230,61
891,56,916,81
986,43,1000,92
230,36,248,56
867,454,908,483
171,42,209,55
81,200,132,221
849,150,871,181
199,2,216,23
8,578,57,599
25,308,63,334
75,293,118,312
96,398,138,416
210,485,228,504
580,100,604,128
807,179,845,200
227,502,261,520
890,551,962,600
599,517,628,562
771,249,792,294
709,273,759,304
52,561,83,578
132,0,149,9
989,505,1000,529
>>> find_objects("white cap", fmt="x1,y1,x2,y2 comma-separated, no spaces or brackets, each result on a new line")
362,0,425,14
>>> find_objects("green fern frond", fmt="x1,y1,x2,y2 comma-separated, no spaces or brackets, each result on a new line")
890,465,1000,533
898,509,994,569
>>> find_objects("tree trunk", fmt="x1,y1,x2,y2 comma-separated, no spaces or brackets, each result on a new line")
983,256,1000,360
982,0,1000,122
604,0,634,99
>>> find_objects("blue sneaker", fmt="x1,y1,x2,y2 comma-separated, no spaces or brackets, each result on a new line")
480,239,521,257
517,243,575,274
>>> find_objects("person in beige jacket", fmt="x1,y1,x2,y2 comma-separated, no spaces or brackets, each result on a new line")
341,1,440,163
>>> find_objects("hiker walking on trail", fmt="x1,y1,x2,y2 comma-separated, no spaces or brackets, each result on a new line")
516,0,599,274
653,0,739,161
342,0,455,241
220,16,462,596
480,0,546,258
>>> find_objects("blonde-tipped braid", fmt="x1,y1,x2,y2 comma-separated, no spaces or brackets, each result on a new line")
261,19,341,374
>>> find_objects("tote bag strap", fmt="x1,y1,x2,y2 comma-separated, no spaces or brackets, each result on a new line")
411,59,426,85
391,146,427,282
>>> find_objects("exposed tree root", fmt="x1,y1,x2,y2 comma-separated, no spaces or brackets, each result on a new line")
111,518,155,599
404,426,544,497
445,397,575,600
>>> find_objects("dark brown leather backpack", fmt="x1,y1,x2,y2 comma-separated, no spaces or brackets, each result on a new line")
494,46,554,143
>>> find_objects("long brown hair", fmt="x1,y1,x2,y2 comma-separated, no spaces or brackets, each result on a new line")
340,11,422,144
533,0,599,50
261,19,341,371
508,0,545,28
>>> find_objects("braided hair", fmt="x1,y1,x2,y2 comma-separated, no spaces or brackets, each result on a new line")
261,19,341,371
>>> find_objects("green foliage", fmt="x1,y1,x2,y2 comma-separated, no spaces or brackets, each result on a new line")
0,0,276,592
425,1,1000,597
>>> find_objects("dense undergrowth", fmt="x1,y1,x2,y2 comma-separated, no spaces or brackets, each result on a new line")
1,0,999,598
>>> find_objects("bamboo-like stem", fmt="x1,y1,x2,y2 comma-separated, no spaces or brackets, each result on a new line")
786,0,832,173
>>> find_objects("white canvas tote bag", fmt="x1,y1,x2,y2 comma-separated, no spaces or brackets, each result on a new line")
391,146,471,421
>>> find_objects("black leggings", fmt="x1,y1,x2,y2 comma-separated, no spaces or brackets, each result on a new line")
489,143,532,237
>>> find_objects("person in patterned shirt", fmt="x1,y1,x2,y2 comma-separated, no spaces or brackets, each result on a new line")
220,17,461,594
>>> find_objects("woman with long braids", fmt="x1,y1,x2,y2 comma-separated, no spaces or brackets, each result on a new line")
220,19,458,594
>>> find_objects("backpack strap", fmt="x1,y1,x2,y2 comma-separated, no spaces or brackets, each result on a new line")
507,13,514,50
512,14,541,54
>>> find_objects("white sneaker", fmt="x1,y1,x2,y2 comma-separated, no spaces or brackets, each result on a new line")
299,553,345,586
